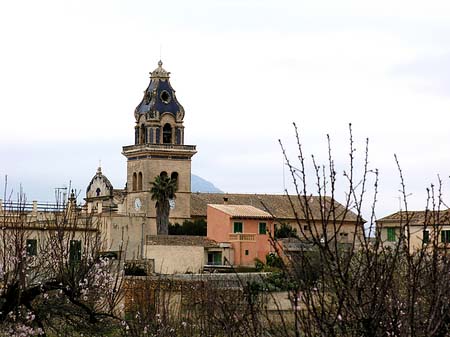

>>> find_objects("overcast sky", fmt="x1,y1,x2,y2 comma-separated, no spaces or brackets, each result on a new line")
1,0,450,220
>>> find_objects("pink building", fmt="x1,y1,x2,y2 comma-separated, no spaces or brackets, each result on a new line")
207,204,275,267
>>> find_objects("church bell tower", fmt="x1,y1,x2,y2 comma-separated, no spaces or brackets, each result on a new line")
122,61,197,232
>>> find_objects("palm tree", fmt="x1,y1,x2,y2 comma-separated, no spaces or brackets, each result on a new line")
150,174,177,235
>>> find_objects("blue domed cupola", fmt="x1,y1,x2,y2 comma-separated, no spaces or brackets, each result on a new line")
134,60,185,123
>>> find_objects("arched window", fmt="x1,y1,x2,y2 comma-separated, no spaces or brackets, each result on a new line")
156,128,160,143
160,171,168,179
135,127,139,145
138,172,143,190
176,128,181,145
150,128,154,144
96,188,101,197
163,123,172,144
132,173,137,191
140,124,146,144
171,172,179,189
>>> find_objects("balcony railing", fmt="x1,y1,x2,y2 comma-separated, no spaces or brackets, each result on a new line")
229,233,256,242
123,144,196,152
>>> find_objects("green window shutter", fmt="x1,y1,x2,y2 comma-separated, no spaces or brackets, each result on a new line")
442,230,450,243
259,222,267,234
69,240,82,264
26,239,37,256
387,228,396,242
423,230,429,243
233,222,243,233
214,252,222,265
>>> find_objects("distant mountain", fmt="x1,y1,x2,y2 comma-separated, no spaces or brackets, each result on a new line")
191,174,223,193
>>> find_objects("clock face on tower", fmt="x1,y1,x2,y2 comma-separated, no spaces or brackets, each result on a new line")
134,198,142,211
169,199,176,210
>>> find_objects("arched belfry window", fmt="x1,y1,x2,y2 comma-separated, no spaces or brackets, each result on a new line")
140,124,147,144
171,172,179,189
132,173,137,191
135,127,139,145
138,172,143,190
176,128,181,145
163,123,172,144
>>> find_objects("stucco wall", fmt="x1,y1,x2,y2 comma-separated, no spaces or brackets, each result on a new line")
145,245,205,274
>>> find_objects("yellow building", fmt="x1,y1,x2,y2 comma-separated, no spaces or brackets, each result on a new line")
377,209,450,252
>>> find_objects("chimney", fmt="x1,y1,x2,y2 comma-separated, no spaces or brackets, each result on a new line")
223,197,228,205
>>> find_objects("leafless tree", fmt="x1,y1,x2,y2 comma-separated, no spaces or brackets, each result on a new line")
0,180,124,336
273,123,450,337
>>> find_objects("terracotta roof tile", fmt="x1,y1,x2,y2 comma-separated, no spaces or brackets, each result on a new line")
191,193,360,222
377,209,450,225
208,204,273,219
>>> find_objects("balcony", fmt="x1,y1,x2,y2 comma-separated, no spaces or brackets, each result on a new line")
229,233,256,242
123,143,196,152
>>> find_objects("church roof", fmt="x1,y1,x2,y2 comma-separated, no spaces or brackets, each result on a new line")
191,193,361,222
86,167,113,196
134,60,185,121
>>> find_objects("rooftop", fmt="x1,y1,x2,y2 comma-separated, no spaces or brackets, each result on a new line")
192,193,361,222
208,204,273,219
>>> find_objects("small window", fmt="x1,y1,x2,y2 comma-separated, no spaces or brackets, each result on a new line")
303,225,309,231
387,228,396,242
26,239,37,256
207,252,222,265
423,230,429,244
441,230,450,243
171,172,179,189
69,240,82,264
233,222,243,233
138,172,143,190
132,173,137,191
96,188,101,197
259,222,267,235
163,123,172,144
245,250,249,256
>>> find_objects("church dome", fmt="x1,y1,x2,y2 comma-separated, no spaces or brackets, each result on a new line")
134,60,185,121
86,167,114,199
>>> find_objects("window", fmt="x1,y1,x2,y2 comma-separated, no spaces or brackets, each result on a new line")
69,240,82,264
135,127,139,145
176,128,181,144
171,172,179,189
259,222,267,234
96,188,101,197
441,230,450,243
163,123,172,144
26,239,37,256
156,128,160,143
387,228,396,242
303,225,310,231
140,124,146,144
138,172,143,190
245,250,249,256
233,222,243,233
423,230,430,244
207,252,222,265
132,173,137,191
